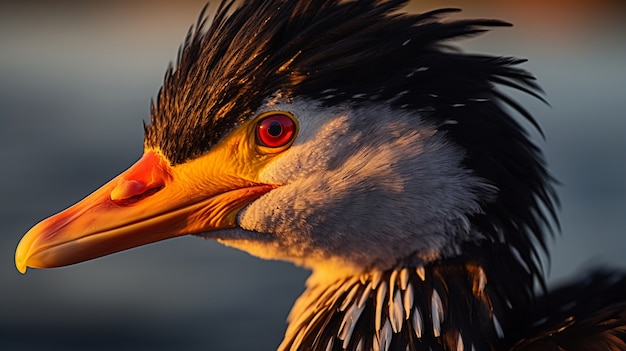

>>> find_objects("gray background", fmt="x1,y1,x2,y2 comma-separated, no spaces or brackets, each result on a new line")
1,1,625,350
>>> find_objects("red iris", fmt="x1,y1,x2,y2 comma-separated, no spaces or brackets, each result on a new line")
256,114,296,148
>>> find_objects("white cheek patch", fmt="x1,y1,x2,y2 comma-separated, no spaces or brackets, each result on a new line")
239,99,495,271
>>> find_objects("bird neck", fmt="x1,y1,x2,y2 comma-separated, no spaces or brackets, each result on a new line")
279,250,538,351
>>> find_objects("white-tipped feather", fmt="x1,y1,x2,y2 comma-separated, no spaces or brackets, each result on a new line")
416,266,426,281
372,270,383,289
380,320,393,351
360,273,368,285
400,268,410,290
340,283,361,312
356,338,365,351
457,333,464,351
389,270,398,291
339,301,366,347
373,334,380,351
478,267,487,293
325,338,334,351
403,282,414,320
389,289,404,333
493,314,504,338
375,280,388,331
431,289,444,337
412,307,423,338
358,281,372,308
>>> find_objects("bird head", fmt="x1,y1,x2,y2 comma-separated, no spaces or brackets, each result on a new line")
15,0,556,281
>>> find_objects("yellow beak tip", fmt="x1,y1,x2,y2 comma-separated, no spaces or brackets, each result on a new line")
15,239,30,274
15,259,27,274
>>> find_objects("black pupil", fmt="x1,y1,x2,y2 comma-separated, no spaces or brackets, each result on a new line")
268,121,282,137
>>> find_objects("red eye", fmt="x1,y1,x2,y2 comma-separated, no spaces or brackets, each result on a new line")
256,114,296,148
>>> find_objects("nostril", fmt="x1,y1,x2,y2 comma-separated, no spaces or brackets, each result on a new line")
110,179,163,205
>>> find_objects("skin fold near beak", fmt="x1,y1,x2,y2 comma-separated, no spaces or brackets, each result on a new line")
15,150,274,273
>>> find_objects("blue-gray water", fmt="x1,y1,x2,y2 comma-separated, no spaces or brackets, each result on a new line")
1,1,625,350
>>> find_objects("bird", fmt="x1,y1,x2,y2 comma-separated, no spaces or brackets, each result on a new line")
14,0,626,350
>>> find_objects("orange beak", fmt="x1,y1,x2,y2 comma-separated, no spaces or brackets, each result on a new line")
15,149,274,273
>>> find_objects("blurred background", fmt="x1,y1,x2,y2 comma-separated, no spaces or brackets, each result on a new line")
1,0,625,350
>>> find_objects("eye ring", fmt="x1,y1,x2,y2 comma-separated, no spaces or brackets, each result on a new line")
255,113,297,149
